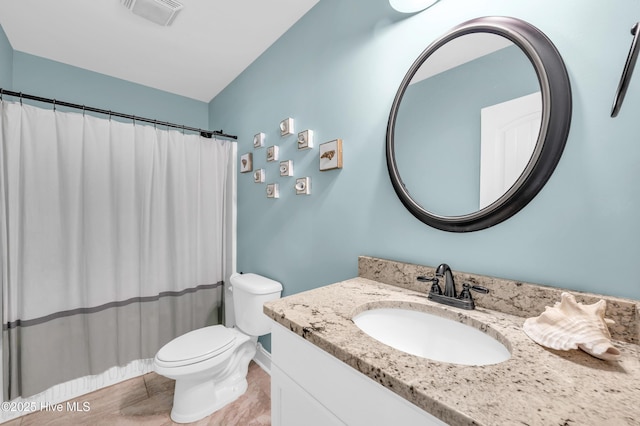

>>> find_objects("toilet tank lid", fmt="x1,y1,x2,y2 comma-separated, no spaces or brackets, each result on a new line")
231,273,282,294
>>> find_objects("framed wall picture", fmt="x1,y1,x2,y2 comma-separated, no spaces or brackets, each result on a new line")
240,152,253,173
319,139,343,171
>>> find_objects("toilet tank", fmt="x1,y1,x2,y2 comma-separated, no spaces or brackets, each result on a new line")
230,273,282,336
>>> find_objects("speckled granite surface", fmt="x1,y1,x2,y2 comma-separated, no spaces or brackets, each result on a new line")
359,256,639,344
264,258,640,426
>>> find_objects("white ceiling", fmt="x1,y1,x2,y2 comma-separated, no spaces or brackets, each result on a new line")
0,0,319,102
410,33,512,84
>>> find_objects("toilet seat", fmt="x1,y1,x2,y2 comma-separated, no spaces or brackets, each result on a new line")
155,325,236,368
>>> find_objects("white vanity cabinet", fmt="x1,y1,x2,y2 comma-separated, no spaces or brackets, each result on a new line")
270,322,447,426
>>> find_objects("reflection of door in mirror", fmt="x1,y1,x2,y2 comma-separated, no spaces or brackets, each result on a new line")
394,34,540,217
479,92,541,209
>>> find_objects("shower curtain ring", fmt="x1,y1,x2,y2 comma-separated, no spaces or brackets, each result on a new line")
182,125,185,134
108,110,112,121
82,105,85,116
53,99,56,111
19,92,22,105
0,88,3,102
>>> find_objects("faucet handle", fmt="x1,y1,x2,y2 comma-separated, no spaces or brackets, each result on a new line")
417,276,435,281
417,276,442,295
458,283,489,305
459,283,473,301
469,284,489,294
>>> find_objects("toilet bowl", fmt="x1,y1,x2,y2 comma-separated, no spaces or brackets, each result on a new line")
153,273,282,423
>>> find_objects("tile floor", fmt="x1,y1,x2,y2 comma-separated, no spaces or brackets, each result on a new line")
6,362,271,425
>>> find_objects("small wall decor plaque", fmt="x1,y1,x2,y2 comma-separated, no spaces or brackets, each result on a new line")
279,160,293,177
280,118,294,136
319,139,343,171
266,183,279,198
267,145,279,162
254,169,265,183
297,130,314,149
253,132,265,148
295,177,311,195
240,152,253,173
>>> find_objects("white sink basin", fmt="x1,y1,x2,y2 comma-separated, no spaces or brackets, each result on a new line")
352,308,510,366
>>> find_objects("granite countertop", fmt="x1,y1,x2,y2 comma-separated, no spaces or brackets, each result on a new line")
264,277,640,426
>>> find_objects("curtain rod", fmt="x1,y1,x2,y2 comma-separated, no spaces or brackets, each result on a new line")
0,88,237,140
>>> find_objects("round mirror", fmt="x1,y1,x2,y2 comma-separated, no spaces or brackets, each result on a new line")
386,17,572,232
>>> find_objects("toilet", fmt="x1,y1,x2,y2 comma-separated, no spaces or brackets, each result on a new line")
153,272,282,423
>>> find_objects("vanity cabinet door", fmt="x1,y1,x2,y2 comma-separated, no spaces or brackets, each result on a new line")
270,322,446,426
271,364,345,426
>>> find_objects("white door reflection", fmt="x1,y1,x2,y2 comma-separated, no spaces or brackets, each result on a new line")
479,92,542,209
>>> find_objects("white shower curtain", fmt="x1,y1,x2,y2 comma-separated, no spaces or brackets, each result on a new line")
0,101,232,399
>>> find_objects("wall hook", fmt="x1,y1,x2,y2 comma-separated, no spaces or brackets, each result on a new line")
611,22,640,117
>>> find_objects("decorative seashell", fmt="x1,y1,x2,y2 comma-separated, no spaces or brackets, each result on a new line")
522,292,621,361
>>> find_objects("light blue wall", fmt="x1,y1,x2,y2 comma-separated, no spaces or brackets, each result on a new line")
210,0,640,314
11,51,208,128
0,24,12,89
396,45,539,215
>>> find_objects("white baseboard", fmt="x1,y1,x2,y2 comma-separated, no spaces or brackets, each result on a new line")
252,342,272,375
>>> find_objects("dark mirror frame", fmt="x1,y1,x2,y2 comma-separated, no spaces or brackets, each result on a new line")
386,16,572,232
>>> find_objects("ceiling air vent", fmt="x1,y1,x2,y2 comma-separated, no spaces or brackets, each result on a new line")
121,0,184,26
